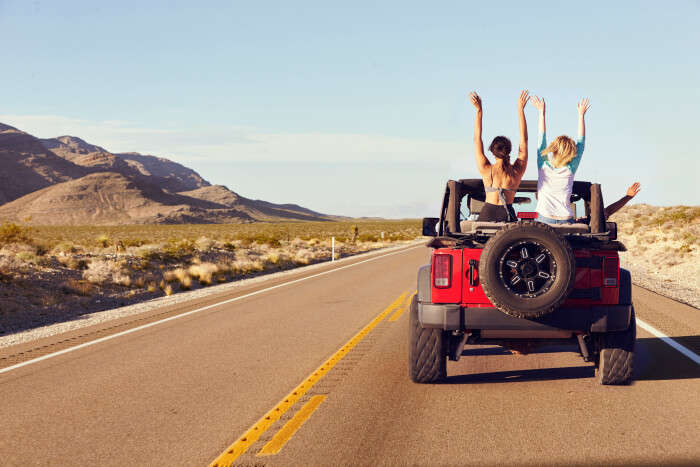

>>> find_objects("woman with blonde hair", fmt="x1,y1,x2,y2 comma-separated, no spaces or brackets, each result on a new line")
530,95,591,224
468,90,530,222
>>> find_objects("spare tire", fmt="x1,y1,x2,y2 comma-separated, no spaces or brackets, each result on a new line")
479,221,575,319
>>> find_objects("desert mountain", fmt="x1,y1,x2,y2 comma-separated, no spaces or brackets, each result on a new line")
0,122,340,224
0,172,254,225
114,152,209,192
0,125,89,205
40,136,209,193
181,185,339,222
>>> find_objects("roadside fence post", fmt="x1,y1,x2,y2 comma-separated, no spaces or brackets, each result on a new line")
331,236,335,261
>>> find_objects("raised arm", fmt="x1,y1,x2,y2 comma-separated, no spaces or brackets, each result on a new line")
577,97,590,140
513,90,530,175
469,92,489,174
530,95,546,168
605,182,641,218
569,97,591,173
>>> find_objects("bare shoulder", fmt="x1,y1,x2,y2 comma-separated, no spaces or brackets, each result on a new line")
511,159,527,176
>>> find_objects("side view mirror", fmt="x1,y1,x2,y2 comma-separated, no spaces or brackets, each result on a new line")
422,217,439,237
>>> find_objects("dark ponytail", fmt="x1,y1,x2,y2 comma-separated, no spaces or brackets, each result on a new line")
489,136,512,160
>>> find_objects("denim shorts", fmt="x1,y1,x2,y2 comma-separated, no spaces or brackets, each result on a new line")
537,214,574,224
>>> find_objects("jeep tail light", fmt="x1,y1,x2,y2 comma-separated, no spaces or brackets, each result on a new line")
603,257,619,287
433,254,452,288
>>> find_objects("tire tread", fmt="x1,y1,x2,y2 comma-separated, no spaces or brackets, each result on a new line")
409,297,446,383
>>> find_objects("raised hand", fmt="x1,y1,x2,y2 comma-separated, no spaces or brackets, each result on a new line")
577,98,591,115
468,92,482,111
626,182,641,198
531,95,545,113
518,90,530,110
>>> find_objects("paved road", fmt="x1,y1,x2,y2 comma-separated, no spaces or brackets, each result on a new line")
1,245,698,466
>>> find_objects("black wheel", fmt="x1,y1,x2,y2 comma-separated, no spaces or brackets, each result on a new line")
596,308,636,385
479,221,576,319
409,295,447,383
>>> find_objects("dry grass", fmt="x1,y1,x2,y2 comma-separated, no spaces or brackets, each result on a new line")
23,220,419,249
0,220,420,321
610,204,700,301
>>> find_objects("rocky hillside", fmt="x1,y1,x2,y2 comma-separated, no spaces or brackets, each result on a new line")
611,204,700,307
181,185,340,222
40,136,209,193
0,122,339,224
0,125,88,204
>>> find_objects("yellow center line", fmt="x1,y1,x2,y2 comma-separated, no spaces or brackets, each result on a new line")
388,291,416,322
256,395,327,456
208,290,409,467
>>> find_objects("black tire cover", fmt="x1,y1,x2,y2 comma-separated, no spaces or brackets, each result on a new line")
478,221,576,319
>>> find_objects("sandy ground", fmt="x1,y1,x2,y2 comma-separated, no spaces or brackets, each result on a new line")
611,204,699,309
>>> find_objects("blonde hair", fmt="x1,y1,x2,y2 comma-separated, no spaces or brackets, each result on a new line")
541,135,577,168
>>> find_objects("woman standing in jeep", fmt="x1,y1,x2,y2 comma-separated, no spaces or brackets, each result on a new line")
530,95,591,224
468,90,530,222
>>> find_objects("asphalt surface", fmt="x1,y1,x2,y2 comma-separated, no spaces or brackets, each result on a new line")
0,245,698,466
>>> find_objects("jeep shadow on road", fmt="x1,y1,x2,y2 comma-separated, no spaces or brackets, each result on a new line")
437,336,700,384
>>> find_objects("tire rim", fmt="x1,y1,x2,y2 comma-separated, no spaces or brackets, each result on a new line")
497,240,557,298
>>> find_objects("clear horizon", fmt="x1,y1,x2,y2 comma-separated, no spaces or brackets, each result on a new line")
1,1,698,217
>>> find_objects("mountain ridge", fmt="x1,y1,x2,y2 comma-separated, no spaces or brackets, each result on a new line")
0,122,342,224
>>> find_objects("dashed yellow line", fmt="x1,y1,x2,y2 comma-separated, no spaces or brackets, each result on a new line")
388,291,415,322
208,291,409,467
257,395,326,456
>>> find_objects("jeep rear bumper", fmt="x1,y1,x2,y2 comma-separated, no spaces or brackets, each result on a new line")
418,303,632,333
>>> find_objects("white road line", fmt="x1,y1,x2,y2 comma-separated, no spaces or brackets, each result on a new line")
0,245,424,375
636,318,700,365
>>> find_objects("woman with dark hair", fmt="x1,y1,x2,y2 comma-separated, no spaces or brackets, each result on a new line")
468,90,530,221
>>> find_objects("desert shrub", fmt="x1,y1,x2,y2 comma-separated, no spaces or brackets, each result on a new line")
164,267,192,289
83,259,118,284
95,234,111,248
59,256,89,270
162,240,196,262
61,279,94,296
112,272,132,287
195,236,216,251
122,238,147,247
216,261,232,274
679,243,694,254
681,232,698,245
265,251,281,264
179,274,192,290
0,223,32,246
293,249,313,265
52,242,78,255
188,262,218,286
16,251,39,264
138,248,161,262
222,241,236,252
250,234,281,248
359,234,380,242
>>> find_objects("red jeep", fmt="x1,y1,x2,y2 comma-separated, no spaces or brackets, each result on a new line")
410,179,635,385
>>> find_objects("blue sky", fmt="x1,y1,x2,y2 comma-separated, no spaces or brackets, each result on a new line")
1,1,698,217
